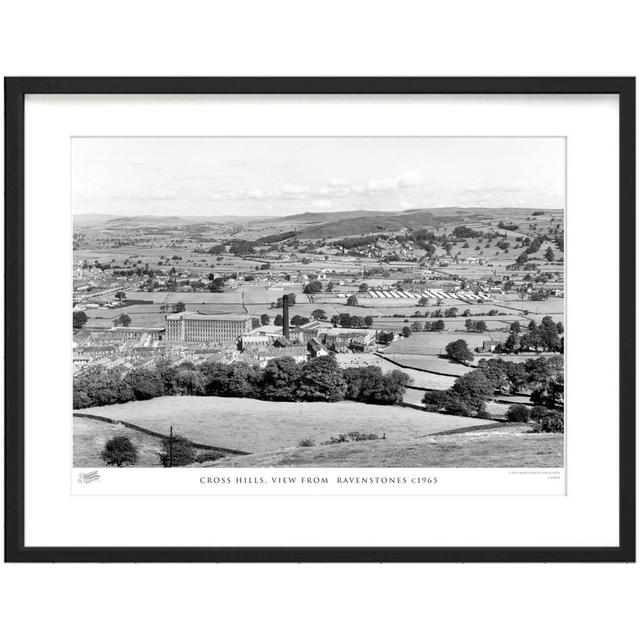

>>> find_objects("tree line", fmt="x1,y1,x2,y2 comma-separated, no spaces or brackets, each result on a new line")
74,355,411,410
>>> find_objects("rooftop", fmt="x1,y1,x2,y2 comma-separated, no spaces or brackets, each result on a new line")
166,312,251,322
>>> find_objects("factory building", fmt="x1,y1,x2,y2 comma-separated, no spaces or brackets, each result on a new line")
165,312,253,343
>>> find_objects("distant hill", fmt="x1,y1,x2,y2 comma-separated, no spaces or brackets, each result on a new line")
283,209,399,223
293,207,563,239
108,215,188,225
73,214,122,226
292,209,458,239
73,214,272,227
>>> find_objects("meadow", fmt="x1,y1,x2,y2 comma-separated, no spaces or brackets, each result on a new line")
74,416,164,467
384,331,495,354
198,425,564,468
75,396,494,458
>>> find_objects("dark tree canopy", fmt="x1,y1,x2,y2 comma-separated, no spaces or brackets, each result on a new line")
303,280,323,294
73,310,88,329
159,435,196,467
101,436,139,467
113,313,131,327
445,339,474,364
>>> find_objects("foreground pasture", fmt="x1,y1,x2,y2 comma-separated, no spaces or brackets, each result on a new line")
76,396,493,456
198,425,564,468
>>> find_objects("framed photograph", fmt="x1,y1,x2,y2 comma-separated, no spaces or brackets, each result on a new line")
5,77,635,562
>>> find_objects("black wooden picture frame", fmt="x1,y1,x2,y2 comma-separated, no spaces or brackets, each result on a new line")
4,77,636,562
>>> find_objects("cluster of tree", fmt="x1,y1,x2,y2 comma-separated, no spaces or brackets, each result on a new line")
228,239,255,255
422,355,563,418
498,222,519,231
74,356,412,410
100,433,223,468
377,331,395,345
303,280,323,294
529,289,550,301
343,366,410,404
464,319,488,332
503,317,563,354
332,234,386,250
329,313,373,328
452,225,483,239
409,319,445,333
415,306,450,319
255,230,299,245
113,313,132,327
526,235,544,254
505,404,564,432
423,370,493,417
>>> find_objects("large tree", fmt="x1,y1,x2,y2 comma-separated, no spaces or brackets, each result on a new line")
303,280,323,294
73,310,88,329
297,356,347,402
124,369,164,400
101,436,139,467
113,313,131,327
159,435,196,467
260,357,301,401
445,339,474,364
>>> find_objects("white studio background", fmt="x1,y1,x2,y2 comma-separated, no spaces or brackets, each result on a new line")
1,2,638,640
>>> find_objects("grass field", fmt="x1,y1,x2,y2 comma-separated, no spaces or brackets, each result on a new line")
76,396,494,455
384,331,496,354
380,353,470,375
198,425,564,468
334,353,456,389
74,416,164,467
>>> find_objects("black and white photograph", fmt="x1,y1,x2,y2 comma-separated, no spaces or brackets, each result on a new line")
6,75,633,563
72,136,566,472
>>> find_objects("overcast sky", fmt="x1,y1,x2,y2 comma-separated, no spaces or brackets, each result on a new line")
72,137,565,217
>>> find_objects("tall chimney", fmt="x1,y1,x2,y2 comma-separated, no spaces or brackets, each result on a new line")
282,294,290,340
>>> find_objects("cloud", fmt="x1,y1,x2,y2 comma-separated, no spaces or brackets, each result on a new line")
311,199,334,209
397,171,424,187
247,188,269,199
282,183,309,195
208,191,238,200
366,177,398,192
151,188,178,199
364,171,425,193
327,178,350,188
